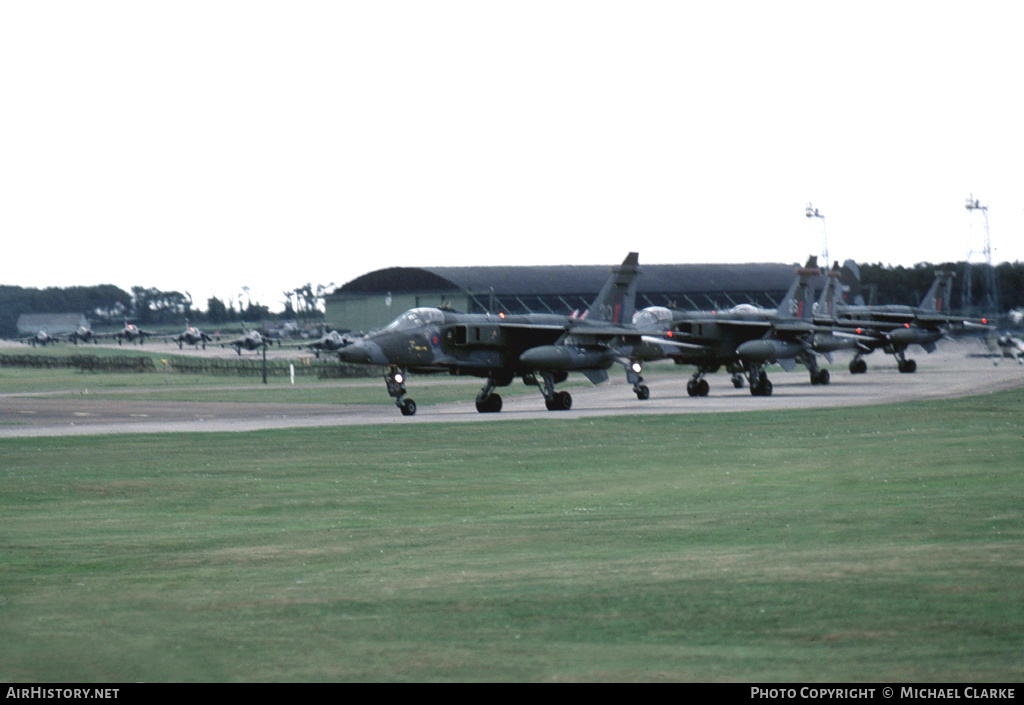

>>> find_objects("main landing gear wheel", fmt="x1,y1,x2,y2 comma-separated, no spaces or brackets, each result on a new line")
475,393,503,413
686,379,710,397
810,369,830,385
750,377,773,396
400,399,417,416
849,358,868,374
545,390,572,411
898,359,917,373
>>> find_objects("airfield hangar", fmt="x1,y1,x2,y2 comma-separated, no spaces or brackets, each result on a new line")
324,261,802,334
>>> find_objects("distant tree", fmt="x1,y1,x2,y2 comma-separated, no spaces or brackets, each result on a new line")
206,296,230,323
286,282,334,320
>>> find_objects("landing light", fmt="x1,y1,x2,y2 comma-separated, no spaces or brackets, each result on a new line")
631,362,642,374
394,372,404,384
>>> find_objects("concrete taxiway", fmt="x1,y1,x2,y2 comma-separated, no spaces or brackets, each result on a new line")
0,341,1021,437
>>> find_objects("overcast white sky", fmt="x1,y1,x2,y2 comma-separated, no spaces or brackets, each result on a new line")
2,1,1021,312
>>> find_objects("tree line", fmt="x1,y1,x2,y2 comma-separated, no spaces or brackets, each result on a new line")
0,282,334,338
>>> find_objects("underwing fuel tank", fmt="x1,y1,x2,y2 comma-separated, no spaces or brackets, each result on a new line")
518,345,613,371
886,326,940,347
735,339,804,363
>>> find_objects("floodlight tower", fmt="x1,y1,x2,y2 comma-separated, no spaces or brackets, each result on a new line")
805,202,828,267
964,194,999,313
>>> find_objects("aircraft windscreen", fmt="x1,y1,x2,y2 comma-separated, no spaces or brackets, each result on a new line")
384,307,445,331
633,307,673,328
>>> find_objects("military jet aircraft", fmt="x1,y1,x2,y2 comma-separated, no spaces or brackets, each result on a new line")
111,321,155,345
971,332,1024,365
169,321,216,350
337,253,642,415
826,262,984,373
24,331,60,347
224,329,271,355
628,258,840,396
67,325,100,344
301,329,355,358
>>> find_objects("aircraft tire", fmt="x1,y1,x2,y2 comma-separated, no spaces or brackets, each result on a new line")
400,399,417,416
635,384,650,400
899,359,917,373
849,359,868,374
697,379,710,396
558,391,572,410
546,391,572,411
475,394,503,413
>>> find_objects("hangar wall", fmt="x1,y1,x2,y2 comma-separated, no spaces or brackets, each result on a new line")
324,262,801,335
325,292,469,334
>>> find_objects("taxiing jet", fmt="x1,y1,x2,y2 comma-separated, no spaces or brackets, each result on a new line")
826,262,984,373
337,253,642,415
629,258,842,396
972,332,1024,365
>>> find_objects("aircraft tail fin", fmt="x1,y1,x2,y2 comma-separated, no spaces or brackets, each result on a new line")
778,256,821,320
840,259,865,305
920,270,955,312
582,252,641,324
816,261,843,317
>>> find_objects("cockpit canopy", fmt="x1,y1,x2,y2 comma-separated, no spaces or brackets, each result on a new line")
633,306,673,328
383,307,445,332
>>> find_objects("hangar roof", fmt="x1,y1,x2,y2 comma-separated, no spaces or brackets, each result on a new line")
337,262,802,297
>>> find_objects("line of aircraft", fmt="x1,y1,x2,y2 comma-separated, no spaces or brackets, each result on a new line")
335,253,992,416
20,319,356,359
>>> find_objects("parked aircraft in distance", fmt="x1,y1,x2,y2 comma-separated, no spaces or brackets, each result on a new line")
224,329,271,355
169,322,216,350
24,331,60,347
301,329,355,358
337,253,642,415
67,326,100,344
112,321,155,345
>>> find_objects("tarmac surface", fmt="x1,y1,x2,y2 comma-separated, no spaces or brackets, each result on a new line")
1,339,1021,438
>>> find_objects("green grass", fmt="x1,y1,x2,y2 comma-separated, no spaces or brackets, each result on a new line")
1,390,1023,682
0,360,591,405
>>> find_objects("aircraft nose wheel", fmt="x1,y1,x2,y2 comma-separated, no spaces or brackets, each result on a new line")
399,399,417,416
635,384,650,400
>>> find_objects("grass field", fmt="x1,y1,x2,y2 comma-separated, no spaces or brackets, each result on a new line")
1,385,1023,682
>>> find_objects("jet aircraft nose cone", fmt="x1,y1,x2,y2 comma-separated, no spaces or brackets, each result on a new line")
337,340,388,366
